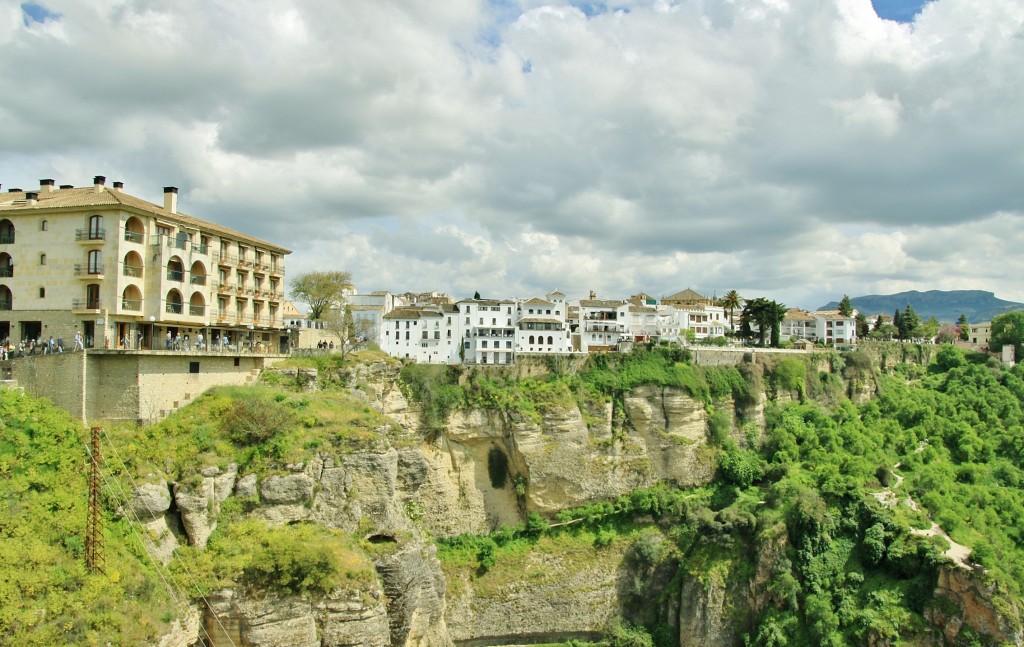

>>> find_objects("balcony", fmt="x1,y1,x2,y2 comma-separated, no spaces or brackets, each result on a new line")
76,229,106,242
166,270,184,282
0,234,14,245
124,230,144,244
0,300,11,311
121,299,141,311
165,303,184,315
190,275,207,286
123,265,143,278
0,267,12,278
216,253,237,266
214,281,233,293
72,299,102,312
270,264,284,276
74,264,105,277
191,243,209,255
189,305,206,316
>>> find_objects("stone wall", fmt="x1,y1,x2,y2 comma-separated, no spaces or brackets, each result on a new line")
9,349,278,422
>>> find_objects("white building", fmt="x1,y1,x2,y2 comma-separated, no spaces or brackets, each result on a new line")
459,298,517,365
381,304,461,363
515,291,571,354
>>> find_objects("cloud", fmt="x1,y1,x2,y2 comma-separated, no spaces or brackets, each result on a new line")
2,0,1023,310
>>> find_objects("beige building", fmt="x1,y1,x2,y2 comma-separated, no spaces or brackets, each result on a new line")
0,176,290,352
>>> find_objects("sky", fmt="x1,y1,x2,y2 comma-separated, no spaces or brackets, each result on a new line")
2,0,1022,310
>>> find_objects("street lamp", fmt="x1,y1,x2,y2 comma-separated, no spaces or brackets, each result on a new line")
248,324,255,353
149,315,156,350
204,321,211,352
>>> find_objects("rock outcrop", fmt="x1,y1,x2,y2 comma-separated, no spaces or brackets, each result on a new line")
928,565,1024,646
126,481,178,564
202,588,390,647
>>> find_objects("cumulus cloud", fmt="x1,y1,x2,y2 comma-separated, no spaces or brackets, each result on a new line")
2,0,1023,309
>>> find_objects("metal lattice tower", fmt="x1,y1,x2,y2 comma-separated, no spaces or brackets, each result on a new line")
85,426,104,573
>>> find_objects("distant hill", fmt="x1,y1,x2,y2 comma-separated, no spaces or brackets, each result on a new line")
819,290,1024,324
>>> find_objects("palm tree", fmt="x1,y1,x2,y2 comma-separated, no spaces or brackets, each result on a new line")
721,290,742,333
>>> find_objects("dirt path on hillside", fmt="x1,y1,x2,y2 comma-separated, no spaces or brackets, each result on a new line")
872,448,972,569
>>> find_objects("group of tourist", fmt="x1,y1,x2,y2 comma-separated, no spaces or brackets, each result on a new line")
1,331,87,359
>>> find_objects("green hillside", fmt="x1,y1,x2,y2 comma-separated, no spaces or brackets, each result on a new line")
2,346,1024,645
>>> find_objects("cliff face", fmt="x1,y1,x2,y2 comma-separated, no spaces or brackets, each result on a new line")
143,358,1023,647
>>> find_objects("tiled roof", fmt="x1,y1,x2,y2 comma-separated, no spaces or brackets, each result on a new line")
0,185,290,253
522,297,554,306
785,308,815,321
663,288,709,303
580,299,625,308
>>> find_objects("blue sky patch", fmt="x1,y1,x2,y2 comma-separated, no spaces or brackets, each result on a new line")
21,2,60,26
871,0,933,23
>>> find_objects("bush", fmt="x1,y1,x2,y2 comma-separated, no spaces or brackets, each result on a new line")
220,392,295,445
242,525,342,595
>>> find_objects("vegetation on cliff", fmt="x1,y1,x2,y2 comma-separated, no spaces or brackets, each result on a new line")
0,389,177,645
434,347,1024,646
4,344,1024,645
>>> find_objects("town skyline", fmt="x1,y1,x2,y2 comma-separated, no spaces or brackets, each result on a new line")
3,0,1022,309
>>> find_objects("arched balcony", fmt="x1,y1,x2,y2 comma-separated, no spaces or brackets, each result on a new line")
121,285,142,311
166,256,184,282
189,260,207,287
124,216,145,244
189,292,206,317
165,289,183,315
0,253,12,278
123,251,144,278
0,285,11,310
0,219,14,245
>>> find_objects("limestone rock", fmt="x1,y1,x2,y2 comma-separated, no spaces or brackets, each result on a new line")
235,473,258,499
375,543,452,647
259,473,315,503
928,565,1024,646
445,539,625,643
256,473,316,525
155,603,202,647
128,482,171,519
174,465,238,548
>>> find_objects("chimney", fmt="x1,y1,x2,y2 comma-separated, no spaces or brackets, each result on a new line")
589,290,596,300
40,179,55,193
93,175,106,192
26,192,38,205
163,186,178,214
113,181,123,192
59,184,73,189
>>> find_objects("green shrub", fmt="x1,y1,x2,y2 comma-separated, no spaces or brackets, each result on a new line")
242,524,342,595
220,392,296,445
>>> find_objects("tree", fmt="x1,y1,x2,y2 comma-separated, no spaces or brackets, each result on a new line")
290,271,353,320
899,304,921,341
322,306,374,359
473,291,481,300
741,298,786,347
991,311,1024,360
919,316,940,342
892,310,902,339
721,290,742,333
838,294,854,317
856,312,869,338
956,313,970,341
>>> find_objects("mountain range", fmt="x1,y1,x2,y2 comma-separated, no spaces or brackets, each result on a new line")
818,290,1024,324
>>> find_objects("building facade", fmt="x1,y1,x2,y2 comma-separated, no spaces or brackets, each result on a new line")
0,177,290,351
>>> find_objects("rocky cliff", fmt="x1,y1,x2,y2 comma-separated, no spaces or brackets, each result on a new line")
138,355,1022,647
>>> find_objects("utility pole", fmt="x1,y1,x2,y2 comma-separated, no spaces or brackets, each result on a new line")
85,426,104,573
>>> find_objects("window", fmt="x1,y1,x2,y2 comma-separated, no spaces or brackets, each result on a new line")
40,220,48,231
87,250,102,274
39,253,46,265
506,341,512,349
88,215,103,240
481,340,488,348
39,287,45,298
